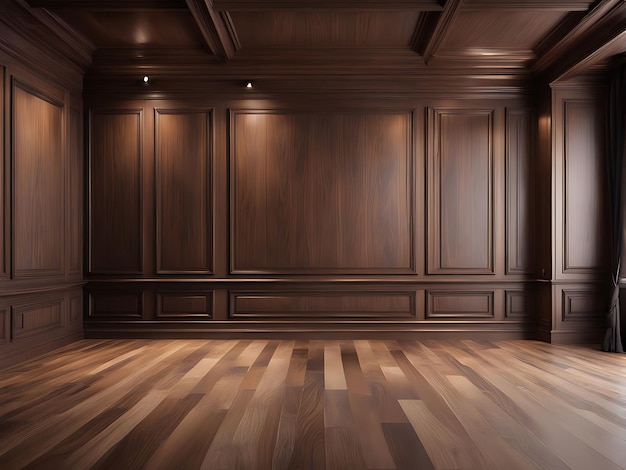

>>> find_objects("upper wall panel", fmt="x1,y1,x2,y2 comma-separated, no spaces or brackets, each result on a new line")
230,110,415,274
12,81,65,279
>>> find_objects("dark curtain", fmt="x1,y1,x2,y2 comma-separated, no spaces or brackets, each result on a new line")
602,64,625,353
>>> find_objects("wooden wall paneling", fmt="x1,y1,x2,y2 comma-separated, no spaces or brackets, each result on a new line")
155,108,213,274
89,108,143,274
0,65,5,279
11,293,65,341
68,104,82,277
229,290,417,319
556,94,609,276
427,107,494,274
505,289,535,321
87,289,143,318
505,108,535,275
12,79,66,279
67,288,82,333
230,110,414,274
549,283,607,343
156,291,213,318
426,290,495,319
0,304,7,345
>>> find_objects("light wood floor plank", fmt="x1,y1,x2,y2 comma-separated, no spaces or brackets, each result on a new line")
0,339,624,469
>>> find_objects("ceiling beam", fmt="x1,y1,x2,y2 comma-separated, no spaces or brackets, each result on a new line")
211,0,443,11
534,0,626,82
463,0,592,11
185,0,239,62
418,0,464,64
26,0,186,9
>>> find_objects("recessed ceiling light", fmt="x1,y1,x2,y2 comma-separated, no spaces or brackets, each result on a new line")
143,75,150,85
245,81,253,88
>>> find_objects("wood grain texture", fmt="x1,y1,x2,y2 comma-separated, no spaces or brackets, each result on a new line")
155,109,212,274
1,339,624,469
230,291,416,319
89,110,143,273
230,11,421,48
428,108,494,274
562,100,608,273
505,108,535,275
231,110,413,274
12,82,65,278
68,106,83,276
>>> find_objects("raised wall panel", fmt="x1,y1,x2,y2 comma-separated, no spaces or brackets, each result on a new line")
89,110,143,274
88,291,143,318
428,109,494,274
0,66,5,278
12,81,65,278
68,107,82,275
155,109,212,274
505,109,534,274
11,296,64,340
231,110,414,274
230,291,417,318
562,100,608,274
505,290,534,319
426,290,494,318
156,292,213,318
561,289,605,322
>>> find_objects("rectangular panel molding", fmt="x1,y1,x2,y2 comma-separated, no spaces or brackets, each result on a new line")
505,108,535,274
157,292,213,318
88,291,143,318
230,291,417,319
11,297,64,340
426,290,494,318
561,289,605,322
89,109,143,274
12,80,66,278
230,110,414,274
428,108,494,274
561,99,608,274
155,109,213,274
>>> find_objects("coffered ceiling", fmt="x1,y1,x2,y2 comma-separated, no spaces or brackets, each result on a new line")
23,0,626,90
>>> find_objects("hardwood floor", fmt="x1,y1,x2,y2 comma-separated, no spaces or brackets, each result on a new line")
0,339,624,469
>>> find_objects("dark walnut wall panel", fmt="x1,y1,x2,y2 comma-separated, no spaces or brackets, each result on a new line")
12,82,65,278
428,109,494,275
541,83,611,344
89,110,143,274
155,109,212,274
85,99,543,339
505,109,535,275
0,34,85,369
231,111,414,274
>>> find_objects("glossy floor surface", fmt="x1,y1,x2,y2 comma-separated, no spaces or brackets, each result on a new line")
0,339,625,469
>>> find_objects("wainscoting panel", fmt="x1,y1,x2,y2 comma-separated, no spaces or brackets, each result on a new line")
12,81,65,278
88,290,143,318
155,109,213,274
230,291,417,319
230,110,414,274
505,289,534,320
156,292,213,318
428,108,494,274
426,290,494,319
89,109,143,274
11,295,64,341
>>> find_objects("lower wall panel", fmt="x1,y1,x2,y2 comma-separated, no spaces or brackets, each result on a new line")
0,285,84,370
84,282,538,339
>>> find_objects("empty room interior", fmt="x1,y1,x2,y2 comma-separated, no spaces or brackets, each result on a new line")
1,0,626,468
